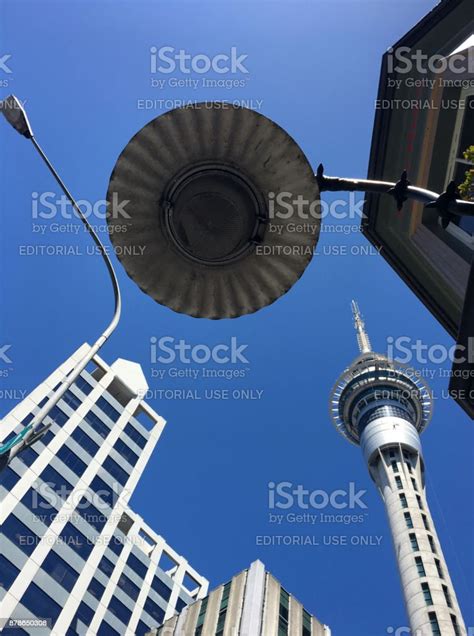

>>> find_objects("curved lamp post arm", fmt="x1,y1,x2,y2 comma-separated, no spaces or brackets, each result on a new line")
0,96,121,463
316,164,474,227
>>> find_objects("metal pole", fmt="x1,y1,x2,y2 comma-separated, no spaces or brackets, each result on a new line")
316,164,474,223
2,135,122,463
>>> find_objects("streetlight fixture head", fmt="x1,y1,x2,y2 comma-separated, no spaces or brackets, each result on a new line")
106,103,320,319
0,95,34,138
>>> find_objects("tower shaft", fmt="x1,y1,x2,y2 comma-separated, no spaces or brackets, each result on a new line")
362,416,465,635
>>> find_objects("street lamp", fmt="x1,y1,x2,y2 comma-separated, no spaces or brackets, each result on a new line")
107,102,320,319
0,95,122,469
106,102,474,320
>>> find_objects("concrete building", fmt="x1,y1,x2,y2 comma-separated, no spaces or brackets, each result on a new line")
329,302,466,635
146,560,330,636
0,344,208,636
362,0,474,417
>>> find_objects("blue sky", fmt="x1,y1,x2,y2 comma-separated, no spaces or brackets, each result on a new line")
1,1,473,634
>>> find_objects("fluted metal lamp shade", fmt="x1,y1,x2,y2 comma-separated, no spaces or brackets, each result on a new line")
106,103,320,318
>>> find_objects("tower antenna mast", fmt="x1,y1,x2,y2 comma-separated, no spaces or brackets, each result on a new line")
351,300,372,354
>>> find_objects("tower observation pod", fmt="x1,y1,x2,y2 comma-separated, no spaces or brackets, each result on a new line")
329,302,466,636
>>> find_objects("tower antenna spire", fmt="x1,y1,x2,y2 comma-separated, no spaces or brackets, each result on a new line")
351,300,372,354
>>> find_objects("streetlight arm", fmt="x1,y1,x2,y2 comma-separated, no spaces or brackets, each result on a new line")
316,164,474,227
1,96,122,462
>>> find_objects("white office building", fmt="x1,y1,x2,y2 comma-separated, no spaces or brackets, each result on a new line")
0,344,208,636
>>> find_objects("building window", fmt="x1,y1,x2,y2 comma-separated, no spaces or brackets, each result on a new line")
20,582,62,626
98,554,115,577
136,621,153,636
83,409,110,439
445,87,474,239
126,552,148,579
59,522,93,561
416,495,424,510
411,478,418,492
103,456,129,487
75,376,93,395
90,475,119,509
40,429,55,447
391,460,398,473
61,390,83,411
395,476,403,489
16,445,39,467
415,556,426,577
113,438,139,467
150,575,172,602
278,588,290,635
428,611,441,636
41,551,79,592
0,466,20,490
143,597,165,625
442,584,453,608
421,582,433,605
302,609,312,636
48,405,69,426
409,533,419,552
3,514,39,555
21,487,57,526
39,465,74,500
451,614,461,636
97,620,120,636
69,602,95,635
406,462,413,474
107,595,132,626
56,445,87,476
71,426,99,457
124,422,148,450
87,578,105,601
216,581,232,636
428,535,437,555
194,596,208,635
97,396,121,422
117,572,140,602
75,496,108,532
0,555,20,589
435,559,444,580
108,533,125,557
422,514,430,531
404,512,413,529
399,493,408,509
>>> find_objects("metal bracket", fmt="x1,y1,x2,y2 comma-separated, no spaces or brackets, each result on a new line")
316,164,474,227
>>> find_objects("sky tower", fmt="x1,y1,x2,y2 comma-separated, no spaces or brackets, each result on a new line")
330,302,466,635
